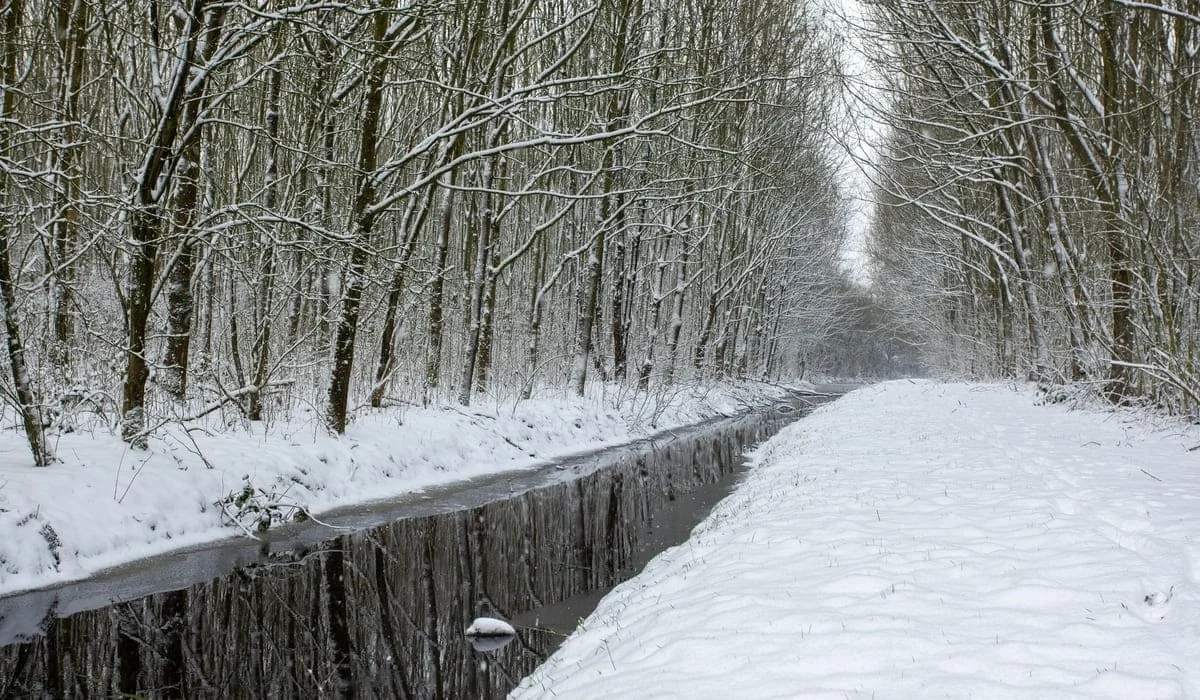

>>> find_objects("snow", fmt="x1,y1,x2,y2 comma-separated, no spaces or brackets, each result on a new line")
466,616,516,637
0,382,792,597
467,616,518,652
512,381,1200,699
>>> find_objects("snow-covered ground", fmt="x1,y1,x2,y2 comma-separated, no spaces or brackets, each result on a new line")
0,382,793,597
513,381,1200,699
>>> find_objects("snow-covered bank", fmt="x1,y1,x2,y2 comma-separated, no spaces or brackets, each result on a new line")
513,381,1200,699
0,382,796,597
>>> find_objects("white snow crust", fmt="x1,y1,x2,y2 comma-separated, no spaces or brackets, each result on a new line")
0,382,789,596
512,381,1200,699
466,616,517,637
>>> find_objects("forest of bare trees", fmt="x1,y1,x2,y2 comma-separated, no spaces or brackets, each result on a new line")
0,0,852,465
864,0,1200,415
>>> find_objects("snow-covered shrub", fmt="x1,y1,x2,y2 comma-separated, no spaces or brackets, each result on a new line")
216,476,309,534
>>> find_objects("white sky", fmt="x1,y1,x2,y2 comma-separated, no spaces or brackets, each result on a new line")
821,0,887,287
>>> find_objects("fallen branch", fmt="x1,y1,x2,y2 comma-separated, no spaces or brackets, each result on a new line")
132,384,261,445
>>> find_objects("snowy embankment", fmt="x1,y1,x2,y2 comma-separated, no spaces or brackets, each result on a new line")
0,382,793,597
513,381,1200,699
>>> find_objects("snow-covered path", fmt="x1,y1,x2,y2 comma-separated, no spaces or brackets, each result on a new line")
513,382,1200,699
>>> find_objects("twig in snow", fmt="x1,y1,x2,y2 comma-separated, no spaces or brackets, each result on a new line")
168,427,216,470
602,639,617,671
132,384,260,445
269,501,354,532
1140,468,1163,482
218,501,263,540
116,453,154,504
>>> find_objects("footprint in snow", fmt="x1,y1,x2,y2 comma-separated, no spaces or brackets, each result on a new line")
1126,586,1174,624
1144,588,1173,607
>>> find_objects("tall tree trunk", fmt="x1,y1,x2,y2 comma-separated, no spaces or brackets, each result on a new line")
121,0,224,445
474,257,498,394
370,188,432,407
522,228,548,400
249,32,285,421
1099,5,1136,402
326,4,391,434
569,0,634,396
122,204,159,446
1029,130,1090,380
458,157,499,406
161,0,229,402
638,237,667,390
610,228,629,381
228,275,247,388
569,226,605,396
0,228,47,467
994,169,1051,383
425,177,457,399
160,132,204,401
662,228,689,386
47,0,86,366
692,293,718,373
0,0,51,466
994,262,1015,378
312,27,340,343
1039,3,1134,400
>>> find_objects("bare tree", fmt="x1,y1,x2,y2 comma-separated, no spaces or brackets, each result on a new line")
0,0,52,465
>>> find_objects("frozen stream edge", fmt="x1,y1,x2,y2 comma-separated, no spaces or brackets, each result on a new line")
0,387,842,648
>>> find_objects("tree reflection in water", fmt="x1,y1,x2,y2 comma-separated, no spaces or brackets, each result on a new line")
0,396,828,698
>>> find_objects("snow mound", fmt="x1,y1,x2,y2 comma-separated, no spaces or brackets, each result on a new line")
466,616,516,638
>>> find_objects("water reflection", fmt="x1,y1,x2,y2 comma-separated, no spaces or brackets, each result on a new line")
0,395,829,698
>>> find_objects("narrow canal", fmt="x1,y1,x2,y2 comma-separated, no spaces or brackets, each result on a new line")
0,389,842,698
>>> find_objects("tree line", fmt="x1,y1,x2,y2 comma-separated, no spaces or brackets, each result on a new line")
0,0,849,465
865,0,1200,414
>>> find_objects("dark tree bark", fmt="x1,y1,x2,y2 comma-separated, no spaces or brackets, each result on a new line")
249,30,286,421
662,229,689,386
370,188,432,407
457,156,501,406
324,541,354,697
160,139,203,401
122,0,226,445
228,276,247,388
425,176,457,398
326,3,392,433
521,228,548,400
48,0,87,365
160,589,188,696
473,260,499,395
0,0,52,466
116,605,142,696
609,223,630,381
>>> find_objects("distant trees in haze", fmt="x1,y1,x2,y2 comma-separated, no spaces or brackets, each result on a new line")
0,0,852,464
806,281,924,380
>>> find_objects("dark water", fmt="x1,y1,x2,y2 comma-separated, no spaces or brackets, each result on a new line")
0,390,840,698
